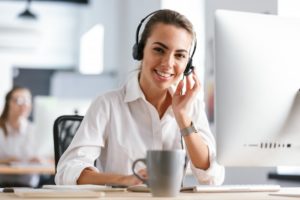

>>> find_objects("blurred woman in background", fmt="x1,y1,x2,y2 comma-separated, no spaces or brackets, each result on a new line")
0,86,40,187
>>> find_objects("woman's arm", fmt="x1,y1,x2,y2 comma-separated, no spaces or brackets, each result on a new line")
172,72,210,170
77,167,146,186
175,112,210,170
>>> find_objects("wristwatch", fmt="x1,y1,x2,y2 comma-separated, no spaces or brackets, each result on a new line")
180,121,198,137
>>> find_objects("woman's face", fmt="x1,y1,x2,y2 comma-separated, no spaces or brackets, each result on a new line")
8,89,32,119
140,23,193,91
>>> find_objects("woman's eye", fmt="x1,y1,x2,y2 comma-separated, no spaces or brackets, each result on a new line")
153,47,164,54
176,54,186,59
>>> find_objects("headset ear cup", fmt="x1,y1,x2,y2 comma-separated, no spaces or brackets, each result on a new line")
132,43,143,60
132,43,139,60
184,58,193,76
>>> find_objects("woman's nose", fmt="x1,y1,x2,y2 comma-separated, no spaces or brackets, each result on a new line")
161,54,175,68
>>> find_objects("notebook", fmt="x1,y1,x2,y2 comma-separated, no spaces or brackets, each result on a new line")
14,188,105,198
127,184,281,193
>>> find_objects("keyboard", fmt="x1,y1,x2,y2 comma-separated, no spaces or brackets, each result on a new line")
180,184,281,193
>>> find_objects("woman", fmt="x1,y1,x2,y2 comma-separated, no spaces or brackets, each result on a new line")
55,9,224,186
0,87,40,187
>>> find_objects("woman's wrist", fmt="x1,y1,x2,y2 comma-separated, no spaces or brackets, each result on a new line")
174,111,191,129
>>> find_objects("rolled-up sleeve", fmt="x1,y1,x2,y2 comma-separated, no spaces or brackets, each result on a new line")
55,96,109,185
189,97,225,185
190,144,225,185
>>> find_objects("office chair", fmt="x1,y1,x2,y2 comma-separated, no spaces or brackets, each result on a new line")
53,115,84,171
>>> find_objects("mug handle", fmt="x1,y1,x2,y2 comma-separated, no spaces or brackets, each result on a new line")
132,158,147,184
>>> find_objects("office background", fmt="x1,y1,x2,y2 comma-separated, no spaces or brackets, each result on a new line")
0,0,299,186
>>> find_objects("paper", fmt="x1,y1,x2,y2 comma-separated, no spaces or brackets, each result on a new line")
14,188,105,198
43,184,126,192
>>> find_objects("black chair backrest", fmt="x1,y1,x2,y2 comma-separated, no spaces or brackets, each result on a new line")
53,115,83,170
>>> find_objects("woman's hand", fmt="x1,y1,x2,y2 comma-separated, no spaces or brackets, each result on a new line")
122,169,148,186
172,71,201,128
118,168,148,186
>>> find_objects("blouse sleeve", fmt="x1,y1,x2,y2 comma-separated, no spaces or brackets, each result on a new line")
55,96,109,185
189,96,225,185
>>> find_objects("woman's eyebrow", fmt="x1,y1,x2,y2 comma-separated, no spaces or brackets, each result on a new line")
152,42,188,53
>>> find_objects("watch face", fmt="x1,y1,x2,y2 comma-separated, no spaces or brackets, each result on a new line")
181,122,197,136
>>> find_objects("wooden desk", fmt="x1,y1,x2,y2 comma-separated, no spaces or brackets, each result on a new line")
0,188,300,200
0,164,55,175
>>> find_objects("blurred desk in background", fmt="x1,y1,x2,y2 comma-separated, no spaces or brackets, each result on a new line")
0,163,55,175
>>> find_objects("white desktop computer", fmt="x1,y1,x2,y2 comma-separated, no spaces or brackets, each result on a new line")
215,10,300,166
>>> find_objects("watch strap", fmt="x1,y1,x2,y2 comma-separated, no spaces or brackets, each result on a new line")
180,121,197,137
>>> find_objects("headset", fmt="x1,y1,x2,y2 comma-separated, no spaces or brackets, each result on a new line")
132,10,197,76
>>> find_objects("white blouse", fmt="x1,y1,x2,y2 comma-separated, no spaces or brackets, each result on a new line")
0,119,39,187
55,73,225,185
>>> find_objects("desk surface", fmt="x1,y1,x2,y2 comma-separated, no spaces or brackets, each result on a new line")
0,164,55,175
0,187,300,200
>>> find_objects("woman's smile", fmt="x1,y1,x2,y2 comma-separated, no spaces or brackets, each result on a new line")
153,69,174,81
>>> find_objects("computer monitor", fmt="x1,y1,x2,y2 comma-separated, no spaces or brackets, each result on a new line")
215,10,300,166
33,96,91,157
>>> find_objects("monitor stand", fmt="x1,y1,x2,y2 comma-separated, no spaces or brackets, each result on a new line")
268,167,300,182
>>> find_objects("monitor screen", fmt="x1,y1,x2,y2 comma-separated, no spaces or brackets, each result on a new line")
33,96,91,157
215,10,300,166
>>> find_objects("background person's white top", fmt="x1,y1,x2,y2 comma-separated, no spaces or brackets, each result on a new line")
0,120,40,187
55,72,225,185
0,120,37,159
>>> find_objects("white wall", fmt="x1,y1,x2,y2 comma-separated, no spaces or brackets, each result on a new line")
0,59,12,111
0,1,80,68
77,0,121,73
0,1,81,103
116,0,162,84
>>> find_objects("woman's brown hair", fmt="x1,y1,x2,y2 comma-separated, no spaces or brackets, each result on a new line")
0,86,30,136
138,9,195,60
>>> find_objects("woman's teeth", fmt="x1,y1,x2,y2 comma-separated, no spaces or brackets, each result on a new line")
156,70,172,78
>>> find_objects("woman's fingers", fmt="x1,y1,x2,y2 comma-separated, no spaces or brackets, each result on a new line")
185,71,201,96
138,168,148,179
174,79,184,96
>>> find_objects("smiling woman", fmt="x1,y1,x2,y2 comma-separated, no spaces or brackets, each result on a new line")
55,9,224,187
140,23,192,97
